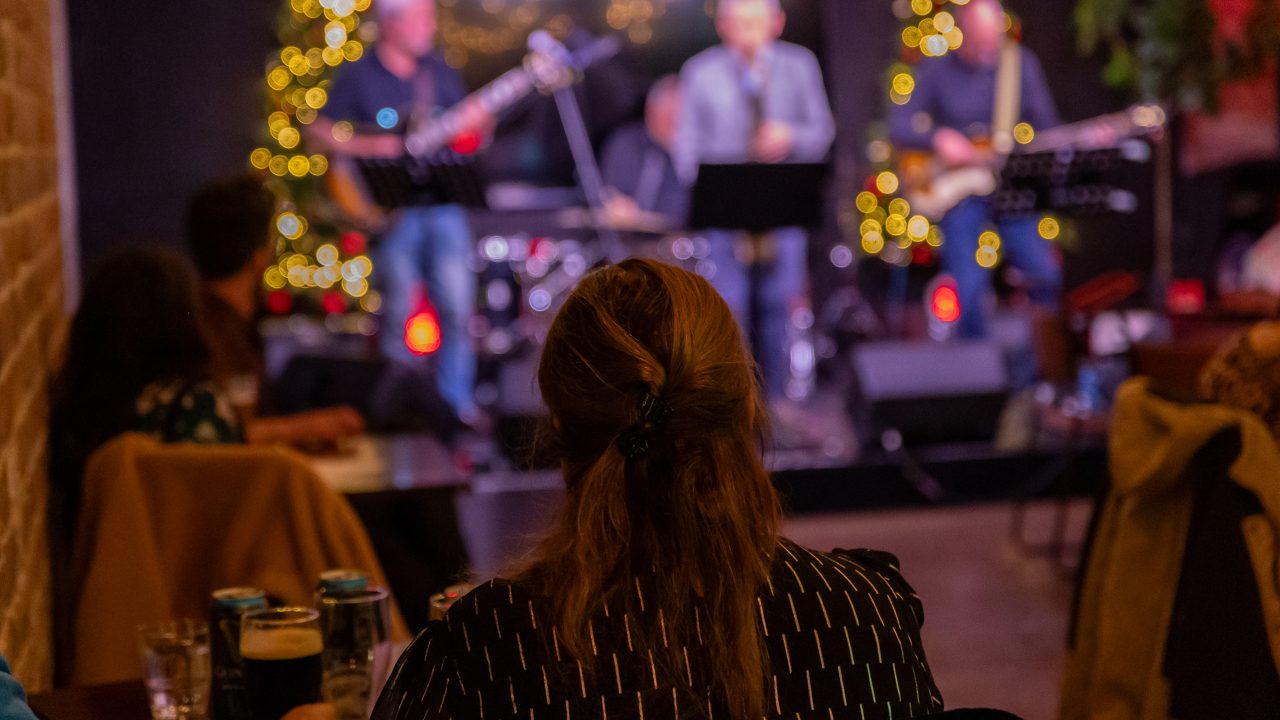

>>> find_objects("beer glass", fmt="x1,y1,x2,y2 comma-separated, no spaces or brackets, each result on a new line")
239,607,323,720
136,619,211,720
318,586,392,720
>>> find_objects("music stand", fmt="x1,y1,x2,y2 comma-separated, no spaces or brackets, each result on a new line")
356,151,489,210
687,162,828,231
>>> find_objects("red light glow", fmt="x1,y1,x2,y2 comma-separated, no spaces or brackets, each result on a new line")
931,285,961,324
406,311,442,355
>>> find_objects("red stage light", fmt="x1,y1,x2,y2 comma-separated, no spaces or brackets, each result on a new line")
450,130,483,155
406,311,442,355
931,284,961,324
266,290,293,315
322,291,347,315
341,231,366,255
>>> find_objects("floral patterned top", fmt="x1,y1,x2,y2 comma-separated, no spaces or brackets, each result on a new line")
133,380,245,445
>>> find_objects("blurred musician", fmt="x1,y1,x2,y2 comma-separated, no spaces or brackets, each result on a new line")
673,0,834,402
889,0,1062,341
598,75,686,231
306,0,491,426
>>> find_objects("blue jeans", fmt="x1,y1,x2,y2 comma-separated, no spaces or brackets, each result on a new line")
375,204,477,416
706,228,808,399
938,198,1061,339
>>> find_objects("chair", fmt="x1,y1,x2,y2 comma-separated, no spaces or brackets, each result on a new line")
1062,380,1280,719
65,433,410,686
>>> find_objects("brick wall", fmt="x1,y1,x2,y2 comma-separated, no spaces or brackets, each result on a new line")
0,0,66,691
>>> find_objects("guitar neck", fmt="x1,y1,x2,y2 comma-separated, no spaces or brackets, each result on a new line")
1020,105,1164,155
405,66,535,157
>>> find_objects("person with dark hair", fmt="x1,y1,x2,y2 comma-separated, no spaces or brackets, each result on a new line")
372,259,943,719
186,174,364,446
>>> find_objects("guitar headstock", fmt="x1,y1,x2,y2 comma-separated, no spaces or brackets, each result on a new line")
524,31,576,95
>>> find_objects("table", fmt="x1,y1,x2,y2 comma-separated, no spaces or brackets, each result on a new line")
307,434,472,632
29,681,147,720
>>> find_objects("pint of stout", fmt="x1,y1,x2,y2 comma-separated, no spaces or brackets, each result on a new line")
240,608,324,720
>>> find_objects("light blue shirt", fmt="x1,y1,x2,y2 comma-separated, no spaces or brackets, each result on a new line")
673,41,835,182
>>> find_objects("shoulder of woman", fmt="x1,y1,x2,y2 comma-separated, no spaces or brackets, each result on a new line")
778,539,919,598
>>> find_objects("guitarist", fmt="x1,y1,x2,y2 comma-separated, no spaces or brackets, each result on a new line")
889,0,1061,344
307,0,492,426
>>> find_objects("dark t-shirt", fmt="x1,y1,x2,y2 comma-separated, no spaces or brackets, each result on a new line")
322,50,468,132
600,121,688,221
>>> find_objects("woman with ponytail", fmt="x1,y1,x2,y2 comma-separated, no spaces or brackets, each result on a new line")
375,259,943,719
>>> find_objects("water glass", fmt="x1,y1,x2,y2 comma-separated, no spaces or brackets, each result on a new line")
318,586,393,720
137,619,211,720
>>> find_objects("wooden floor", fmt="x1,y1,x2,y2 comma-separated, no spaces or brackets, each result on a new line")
784,499,1092,720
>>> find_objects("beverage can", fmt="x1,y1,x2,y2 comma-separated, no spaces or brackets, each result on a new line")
317,569,370,598
209,588,268,720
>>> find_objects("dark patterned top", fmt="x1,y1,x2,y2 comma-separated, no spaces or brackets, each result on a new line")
374,538,943,719
133,380,244,445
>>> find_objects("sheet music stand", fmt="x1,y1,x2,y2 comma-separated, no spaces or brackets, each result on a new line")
356,151,489,210
687,163,828,231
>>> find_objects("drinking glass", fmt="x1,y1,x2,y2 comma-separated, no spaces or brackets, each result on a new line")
137,619,211,720
318,586,393,720
239,607,323,720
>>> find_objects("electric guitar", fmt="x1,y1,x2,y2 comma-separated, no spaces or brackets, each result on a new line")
325,32,620,229
897,104,1167,220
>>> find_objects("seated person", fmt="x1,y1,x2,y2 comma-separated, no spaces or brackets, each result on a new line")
0,656,36,720
372,259,943,718
185,175,364,445
599,75,686,229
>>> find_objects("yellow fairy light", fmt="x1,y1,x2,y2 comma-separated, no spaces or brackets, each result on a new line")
860,219,882,236
1004,12,1014,31
925,35,949,56
354,0,371,10
978,230,1001,248
288,155,311,177
907,215,930,240
855,191,879,214
1039,216,1061,240
919,18,936,35
264,267,287,289
250,148,272,170
892,73,915,96
926,225,944,247
885,214,907,236
267,66,292,90
287,56,310,76
315,266,338,289
862,231,885,255
325,20,347,48
289,88,309,108
295,106,317,125
1014,122,1035,144
359,290,382,313
902,26,923,47
316,244,339,266
911,0,932,16
322,47,344,66
287,266,307,288
888,198,911,216
875,171,899,195
268,155,289,176
945,27,964,50
343,278,369,298
346,255,373,279
281,46,303,64
309,154,329,175
277,127,301,149
332,121,355,143
342,41,364,62
933,11,955,33
268,111,291,135
976,245,1000,268
305,87,328,109
868,207,887,223
890,92,910,106
277,212,305,239
284,252,308,269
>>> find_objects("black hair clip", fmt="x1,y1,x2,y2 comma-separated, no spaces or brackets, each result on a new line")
617,392,672,461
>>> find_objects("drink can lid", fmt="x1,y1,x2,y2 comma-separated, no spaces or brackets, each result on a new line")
318,569,370,597
212,587,268,609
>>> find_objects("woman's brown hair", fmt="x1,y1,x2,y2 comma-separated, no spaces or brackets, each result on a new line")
517,258,782,717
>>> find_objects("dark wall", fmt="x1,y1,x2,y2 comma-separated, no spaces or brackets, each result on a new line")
69,0,278,268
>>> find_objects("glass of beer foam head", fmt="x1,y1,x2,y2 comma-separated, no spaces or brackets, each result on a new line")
136,619,211,720
239,608,324,720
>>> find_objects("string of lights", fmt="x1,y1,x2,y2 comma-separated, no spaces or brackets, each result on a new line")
845,0,1059,270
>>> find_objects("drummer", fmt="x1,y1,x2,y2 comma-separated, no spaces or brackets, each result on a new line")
598,75,687,230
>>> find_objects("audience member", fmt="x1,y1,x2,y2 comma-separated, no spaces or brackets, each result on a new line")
186,175,364,445
372,259,942,718
0,657,36,720
599,75,686,227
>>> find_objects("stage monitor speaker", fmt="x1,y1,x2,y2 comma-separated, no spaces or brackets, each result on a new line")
851,340,1011,447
